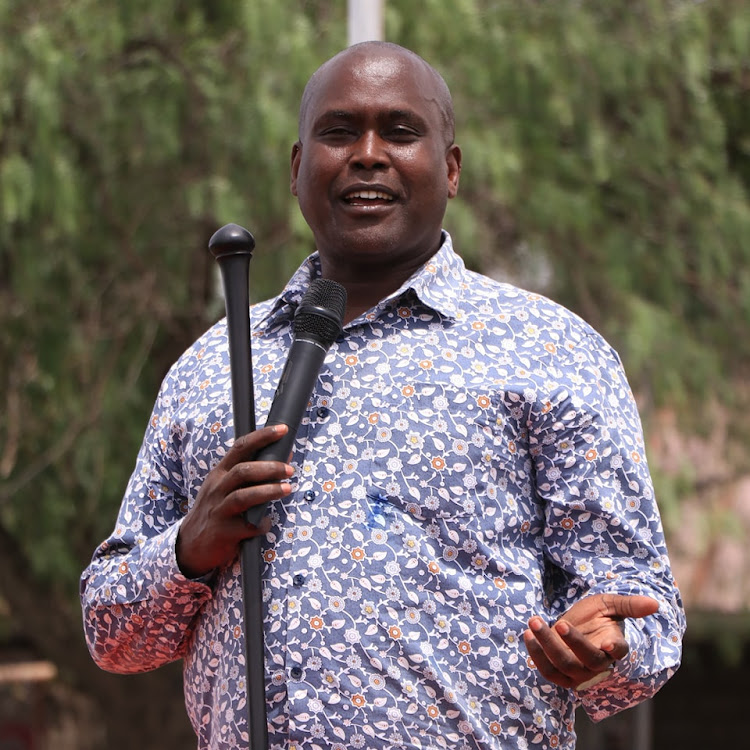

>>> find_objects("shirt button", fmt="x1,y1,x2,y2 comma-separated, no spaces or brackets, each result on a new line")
290,665,303,679
303,489,317,503
316,406,330,420
293,573,305,587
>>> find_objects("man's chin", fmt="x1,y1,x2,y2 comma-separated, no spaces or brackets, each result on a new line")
322,226,399,261
326,223,439,262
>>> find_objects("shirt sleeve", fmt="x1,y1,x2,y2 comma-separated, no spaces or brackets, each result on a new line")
529,331,686,720
79,358,214,674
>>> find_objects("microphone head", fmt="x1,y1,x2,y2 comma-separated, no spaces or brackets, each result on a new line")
294,278,347,347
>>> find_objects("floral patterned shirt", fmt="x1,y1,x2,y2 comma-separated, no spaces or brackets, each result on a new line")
81,233,684,750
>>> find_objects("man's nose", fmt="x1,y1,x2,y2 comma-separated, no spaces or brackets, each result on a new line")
351,131,389,169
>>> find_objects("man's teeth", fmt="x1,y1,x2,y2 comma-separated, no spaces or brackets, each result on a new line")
347,191,394,201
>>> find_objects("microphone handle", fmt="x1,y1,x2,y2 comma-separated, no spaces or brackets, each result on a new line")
244,337,329,526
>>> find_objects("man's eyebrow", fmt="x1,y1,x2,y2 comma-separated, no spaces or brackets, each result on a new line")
313,109,428,127
314,109,356,124
384,109,428,127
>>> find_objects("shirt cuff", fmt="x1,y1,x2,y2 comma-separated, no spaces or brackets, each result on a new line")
141,519,216,598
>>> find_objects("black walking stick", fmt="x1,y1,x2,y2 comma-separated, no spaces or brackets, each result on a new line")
208,223,268,750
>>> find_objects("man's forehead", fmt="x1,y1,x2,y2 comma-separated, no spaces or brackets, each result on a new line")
343,51,416,80
299,44,454,143
316,51,427,96
305,55,431,118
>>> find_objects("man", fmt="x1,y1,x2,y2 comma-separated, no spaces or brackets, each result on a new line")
81,42,685,749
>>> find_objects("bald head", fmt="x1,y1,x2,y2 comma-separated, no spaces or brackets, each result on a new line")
298,42,456,147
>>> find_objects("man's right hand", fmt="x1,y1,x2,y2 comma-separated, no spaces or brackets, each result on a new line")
176,424,293,579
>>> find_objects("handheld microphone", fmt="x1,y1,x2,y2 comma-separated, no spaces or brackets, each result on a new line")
245,277,347,525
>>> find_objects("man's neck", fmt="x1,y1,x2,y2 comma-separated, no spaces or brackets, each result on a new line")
318,238,443,325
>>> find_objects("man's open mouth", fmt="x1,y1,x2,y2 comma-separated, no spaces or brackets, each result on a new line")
343,190,396,204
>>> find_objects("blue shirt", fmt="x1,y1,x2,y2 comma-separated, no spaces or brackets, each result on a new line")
81,233,685,749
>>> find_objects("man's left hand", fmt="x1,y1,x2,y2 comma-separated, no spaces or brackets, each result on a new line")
522,594,659,690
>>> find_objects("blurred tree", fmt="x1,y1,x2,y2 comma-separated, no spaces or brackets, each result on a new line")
0,0,748,746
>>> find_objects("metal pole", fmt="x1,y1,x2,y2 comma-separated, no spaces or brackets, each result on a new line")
347,0,384,45
633,699,653,750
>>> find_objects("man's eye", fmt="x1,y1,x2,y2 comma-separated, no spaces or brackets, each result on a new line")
388,127,419,140
320,127,355,138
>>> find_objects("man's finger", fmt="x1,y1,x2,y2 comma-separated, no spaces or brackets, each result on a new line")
220,424,290,469
527,617,586,678
221,459,294,495
600,594,659,621
523,628,579,689
554,619,627,667
225,481,293,516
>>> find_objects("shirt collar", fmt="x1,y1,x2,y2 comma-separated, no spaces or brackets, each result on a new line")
255,254,322,331
256,231,465,330
396,231,464,321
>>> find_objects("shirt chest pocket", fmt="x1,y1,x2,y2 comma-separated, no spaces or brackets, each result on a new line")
346,382,521,521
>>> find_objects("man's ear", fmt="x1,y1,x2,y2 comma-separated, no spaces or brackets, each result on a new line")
290,141,302,196
446,144,462,199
